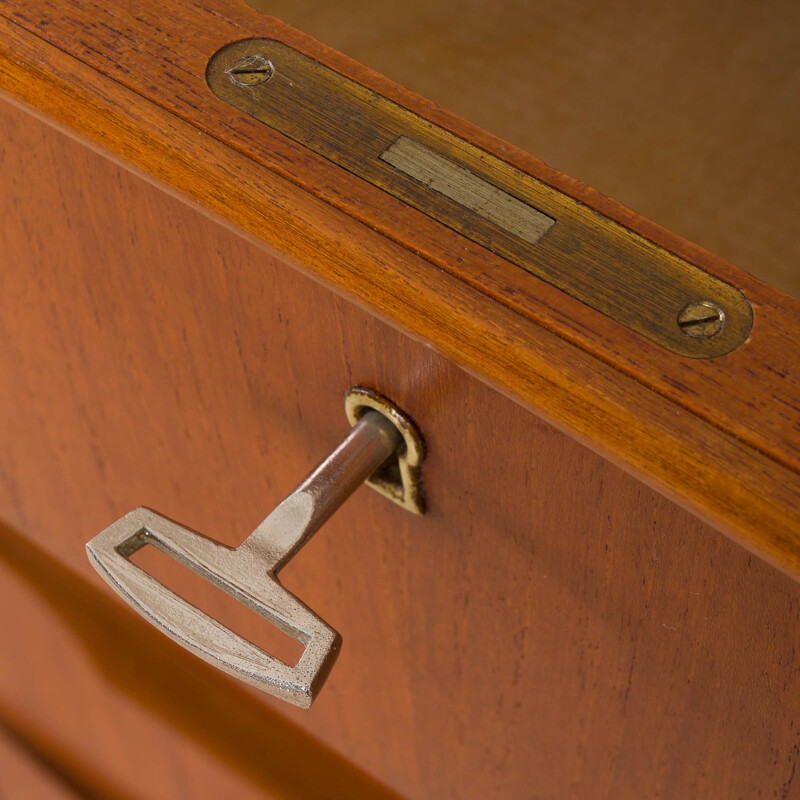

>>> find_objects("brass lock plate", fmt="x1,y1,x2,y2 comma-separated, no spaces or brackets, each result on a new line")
207,39,752,358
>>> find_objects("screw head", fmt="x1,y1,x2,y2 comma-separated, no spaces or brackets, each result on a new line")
677,300,726,338
227,54,274,87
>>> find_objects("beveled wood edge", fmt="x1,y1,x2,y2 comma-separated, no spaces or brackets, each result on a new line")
0,14,798,579
0,521,407,799
0,697,137,800
1,0,798,478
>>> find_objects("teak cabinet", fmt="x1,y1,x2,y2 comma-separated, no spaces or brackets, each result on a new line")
1,2,799,799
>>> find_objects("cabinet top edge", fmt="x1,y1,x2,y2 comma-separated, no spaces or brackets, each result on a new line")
0,0,798,577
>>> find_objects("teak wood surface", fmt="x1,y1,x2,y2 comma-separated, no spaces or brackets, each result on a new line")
3,97,800,799
0,725,81,800
248,0,800,301
0,1,800,798
0,0,798,575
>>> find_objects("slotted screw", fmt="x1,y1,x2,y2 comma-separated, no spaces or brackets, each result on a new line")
677,300,726,338
228,54,274,87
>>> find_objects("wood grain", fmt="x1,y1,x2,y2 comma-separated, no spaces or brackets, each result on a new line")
0,0,796,475
0,701,141,800
2,96,800,798
0,522,404,800
0,1,798,575
206,39,753,359
247,0,800,301
0,723,83,800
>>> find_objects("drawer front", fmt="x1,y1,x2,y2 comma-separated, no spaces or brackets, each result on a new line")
0,519,400,800
0,715,84,800
3,95,800,799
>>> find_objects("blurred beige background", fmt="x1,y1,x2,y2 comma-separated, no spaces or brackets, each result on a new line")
249,0,800,298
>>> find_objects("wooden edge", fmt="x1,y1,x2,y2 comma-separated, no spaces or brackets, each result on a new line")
0,699,136,800
0,521,407,799
0,1,798,477
0,13,799,580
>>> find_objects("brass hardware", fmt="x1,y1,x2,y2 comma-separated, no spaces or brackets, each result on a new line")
86,392,425,708
380,136,555,245
344,387,425,514
227,54,274,87
206,39,753,359
677,300,726,339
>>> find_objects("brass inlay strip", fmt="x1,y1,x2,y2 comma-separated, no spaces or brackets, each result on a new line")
380,137,555,245
207,39,753,357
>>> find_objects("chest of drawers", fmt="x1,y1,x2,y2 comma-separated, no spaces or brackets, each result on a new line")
1,2,799,798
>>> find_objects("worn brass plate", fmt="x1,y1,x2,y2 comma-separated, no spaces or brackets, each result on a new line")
207,39,752,357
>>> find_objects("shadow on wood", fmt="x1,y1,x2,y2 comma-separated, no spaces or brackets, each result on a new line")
0,518,405,800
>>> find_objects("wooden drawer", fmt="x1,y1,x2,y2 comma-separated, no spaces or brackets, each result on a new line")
1,2,799,798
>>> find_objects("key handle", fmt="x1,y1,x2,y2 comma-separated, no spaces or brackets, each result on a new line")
86,389,424,708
